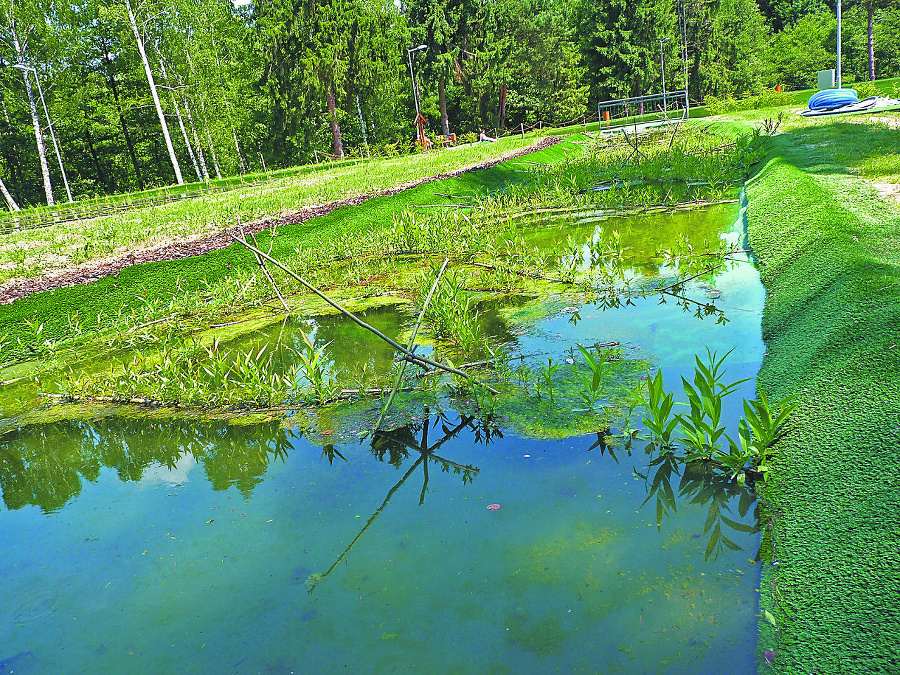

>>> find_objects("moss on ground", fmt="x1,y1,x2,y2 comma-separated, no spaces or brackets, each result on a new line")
745,123,900,673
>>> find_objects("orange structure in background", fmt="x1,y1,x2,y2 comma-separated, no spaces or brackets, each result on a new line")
415,112,432,150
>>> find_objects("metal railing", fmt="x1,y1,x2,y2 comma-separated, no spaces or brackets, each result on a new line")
598,90,690,130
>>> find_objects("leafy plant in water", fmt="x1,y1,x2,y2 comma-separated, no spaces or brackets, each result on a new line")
720,392,798,483
576,343,616,410
537,357,560,402
677,348,749,461
640,369,679,448
296,328,334,404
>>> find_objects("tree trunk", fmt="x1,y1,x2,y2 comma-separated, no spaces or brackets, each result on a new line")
102,50,144,190
83,110,111,192
232,128,247,173
326,87,344,158
183,97,210,182
0,96,23,202
125,0,183,185
173,92,201,181
868,1,875,81
22,71,53,206
202,118,223,180
157,55,201,181
439,80,450,137
0,175,19,212
12,35,53,205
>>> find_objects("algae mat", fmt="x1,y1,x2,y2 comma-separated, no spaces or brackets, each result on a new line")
745,125,900,673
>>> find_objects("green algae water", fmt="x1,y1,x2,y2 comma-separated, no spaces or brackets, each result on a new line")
0,201,767,673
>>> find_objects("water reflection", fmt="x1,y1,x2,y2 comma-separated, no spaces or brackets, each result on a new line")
0,419,296,512
634,445,761,561
308,412,489,591
580,428,761,561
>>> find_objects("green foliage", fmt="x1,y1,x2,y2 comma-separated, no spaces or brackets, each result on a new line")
637,348,796,479
767,11,836,90
575,343,616,410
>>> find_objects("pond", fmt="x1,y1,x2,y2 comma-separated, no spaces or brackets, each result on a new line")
0,198,766,673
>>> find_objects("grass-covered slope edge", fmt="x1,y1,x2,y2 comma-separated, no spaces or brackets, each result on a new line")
745,132,900,673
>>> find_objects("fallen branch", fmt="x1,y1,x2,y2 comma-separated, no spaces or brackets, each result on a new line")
229,234,500,394
375,258,450,432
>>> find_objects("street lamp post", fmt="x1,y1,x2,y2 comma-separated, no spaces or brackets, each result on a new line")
406,44,427,117
836,0,842,88
660,37,670,114
13,63,73,203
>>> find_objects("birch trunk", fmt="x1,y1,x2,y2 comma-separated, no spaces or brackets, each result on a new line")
125,0,183,184
0,175,19,212
173,91,201,180
183,97,210,182
157,55,200,180
233,129,247,173
12,33,53,205
203,122,222,179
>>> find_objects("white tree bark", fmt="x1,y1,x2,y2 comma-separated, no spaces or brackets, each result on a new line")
205,124,222,180
198,101,222,179
181,93,210,182
158,55,201,181
11,30,53,205
0,175,19,212
125,0,183,185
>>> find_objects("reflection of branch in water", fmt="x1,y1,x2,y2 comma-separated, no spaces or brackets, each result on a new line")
307,454,425,593
307,415,483,593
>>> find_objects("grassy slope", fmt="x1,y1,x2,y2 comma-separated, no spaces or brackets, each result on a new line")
0,135,542,284
746,123,900,673
0,139,579,356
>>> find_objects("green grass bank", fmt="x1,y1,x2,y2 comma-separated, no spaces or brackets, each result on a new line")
0,138,577,363
745,123,900,672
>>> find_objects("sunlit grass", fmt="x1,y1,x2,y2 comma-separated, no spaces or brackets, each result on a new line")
0,136,538,285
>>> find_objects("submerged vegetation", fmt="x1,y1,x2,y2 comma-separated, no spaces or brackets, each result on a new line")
0,123,768,433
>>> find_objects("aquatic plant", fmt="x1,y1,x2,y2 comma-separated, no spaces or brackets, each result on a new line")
576,343,616,410
637,349,797,482
640,369,680,448
537,357,560,402
678,349,750,461
296,329,335,404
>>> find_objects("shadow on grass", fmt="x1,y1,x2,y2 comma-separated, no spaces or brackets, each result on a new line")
777,119,900,179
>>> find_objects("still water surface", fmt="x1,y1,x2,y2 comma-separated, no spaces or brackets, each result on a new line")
0,201,766,673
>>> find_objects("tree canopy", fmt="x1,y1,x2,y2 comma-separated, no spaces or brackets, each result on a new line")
0,0,896,206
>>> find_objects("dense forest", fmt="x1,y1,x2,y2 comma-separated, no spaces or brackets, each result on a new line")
0,0,897,207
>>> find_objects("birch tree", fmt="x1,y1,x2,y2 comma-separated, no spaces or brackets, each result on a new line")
1,1,53,205
123,0,183,184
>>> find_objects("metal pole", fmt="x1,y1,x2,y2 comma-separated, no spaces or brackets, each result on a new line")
33,69,73,202
406,45,426,117
660,38,668,114
836,0,842,89
407,49,419,116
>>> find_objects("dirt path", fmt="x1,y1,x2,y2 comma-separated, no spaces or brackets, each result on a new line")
0,137,559,306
